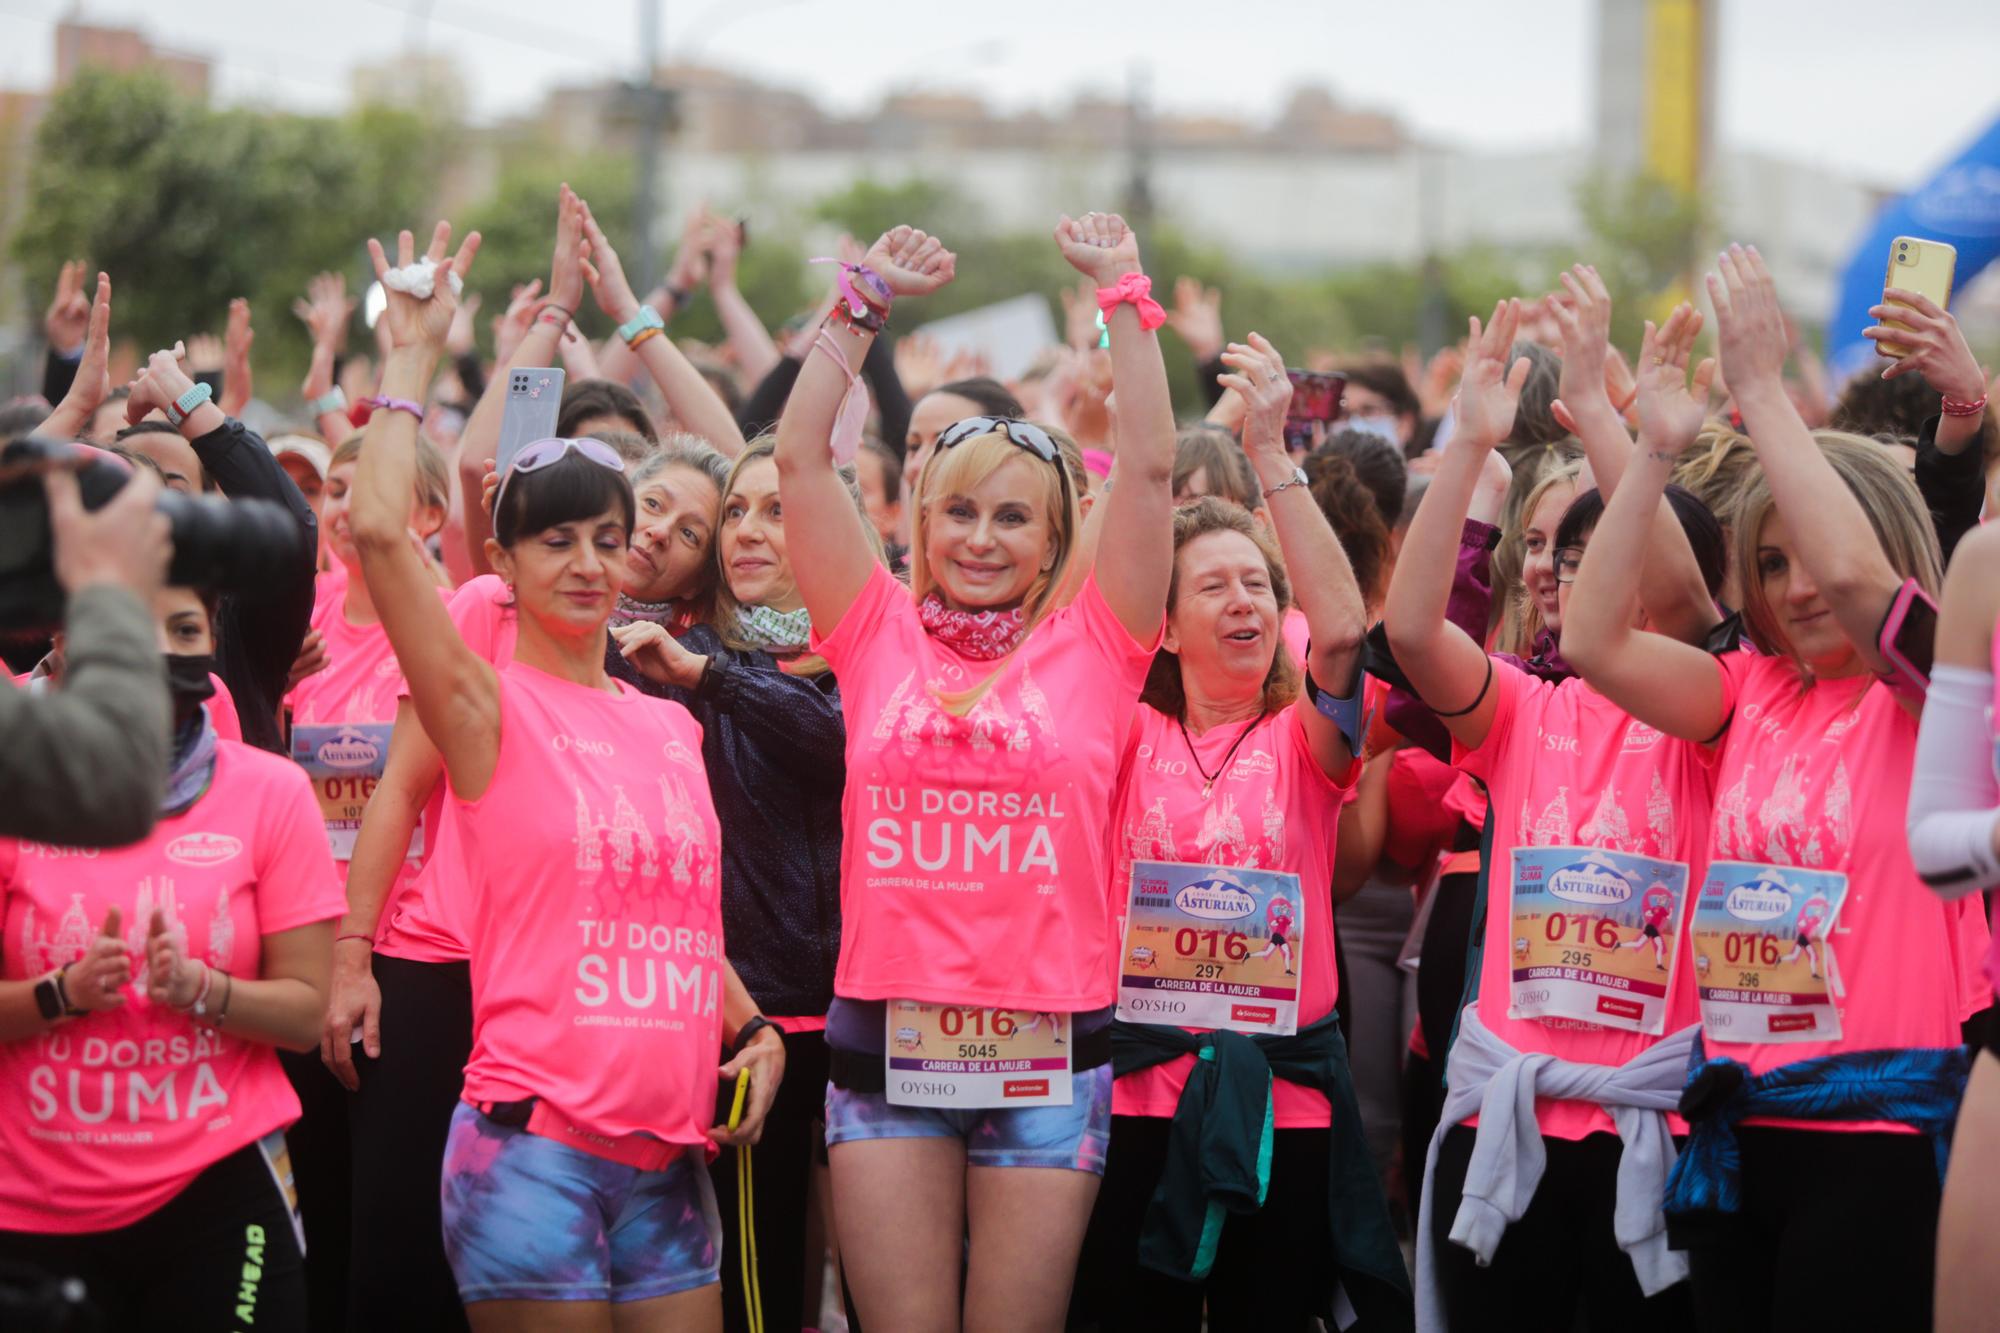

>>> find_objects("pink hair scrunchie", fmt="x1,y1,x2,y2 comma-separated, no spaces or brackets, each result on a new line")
1094,272,1166,332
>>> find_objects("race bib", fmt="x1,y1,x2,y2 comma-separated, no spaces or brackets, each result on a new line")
1507,847,1688,1035
291,724,409,862
1118,860,1303,1036
1691,861,1849,1043
883,1001,1072,1108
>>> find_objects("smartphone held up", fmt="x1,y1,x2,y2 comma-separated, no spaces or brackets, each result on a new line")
1877,236,1957,359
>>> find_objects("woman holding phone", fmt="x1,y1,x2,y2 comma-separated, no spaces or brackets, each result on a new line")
1563,245,1986,1332
775,213,1175,1330
350,217,781,1331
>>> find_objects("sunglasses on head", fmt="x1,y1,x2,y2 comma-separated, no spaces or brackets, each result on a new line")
933,416,1070,498
493,436,625,518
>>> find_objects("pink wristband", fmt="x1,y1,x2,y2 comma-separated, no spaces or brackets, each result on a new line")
1095,272,1166,333
1942,393,1988,418
364,396,425,422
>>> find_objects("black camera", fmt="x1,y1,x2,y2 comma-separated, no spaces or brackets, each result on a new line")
0,435,304,639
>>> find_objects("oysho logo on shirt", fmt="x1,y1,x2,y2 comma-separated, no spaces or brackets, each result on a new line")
166,833,243,867
552,734,616,757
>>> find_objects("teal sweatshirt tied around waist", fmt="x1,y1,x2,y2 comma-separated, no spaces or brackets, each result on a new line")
1110,1011,1414,1331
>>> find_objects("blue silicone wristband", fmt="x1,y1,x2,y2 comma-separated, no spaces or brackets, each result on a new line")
617,304,665,344
167,381,213,427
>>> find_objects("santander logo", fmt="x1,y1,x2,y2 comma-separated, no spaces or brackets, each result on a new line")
165,832,243,867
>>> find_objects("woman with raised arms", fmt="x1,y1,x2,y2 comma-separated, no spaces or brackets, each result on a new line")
774,213,1174,1330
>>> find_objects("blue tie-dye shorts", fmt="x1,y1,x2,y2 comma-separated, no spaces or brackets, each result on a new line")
823,1064,1113,1173
439,1102,721,1305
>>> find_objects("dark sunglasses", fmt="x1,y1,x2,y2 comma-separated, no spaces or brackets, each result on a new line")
934,416,1070,499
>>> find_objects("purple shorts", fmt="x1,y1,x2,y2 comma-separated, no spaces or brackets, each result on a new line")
823,1064,1113,1173
439,1103,720,1305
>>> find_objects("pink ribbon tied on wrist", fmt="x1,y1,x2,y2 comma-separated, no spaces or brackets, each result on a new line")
812,328,869,466
1094,272,1166,332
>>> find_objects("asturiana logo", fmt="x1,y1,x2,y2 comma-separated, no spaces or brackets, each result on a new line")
1548,860,1633,906
165,832,243,867
1724,877,1793,923
1173,877,1256,921
316,730,381,770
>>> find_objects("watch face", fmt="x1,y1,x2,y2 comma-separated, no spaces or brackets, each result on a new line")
34,975,62,1022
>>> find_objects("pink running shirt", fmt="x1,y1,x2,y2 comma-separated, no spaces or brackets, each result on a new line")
1453,658,1716,1140
454,661,724,1146
0,743,343,1232
1112,706,1356,1127
374,574,515,962
813,564,1160,1011
1705,652,1991,1131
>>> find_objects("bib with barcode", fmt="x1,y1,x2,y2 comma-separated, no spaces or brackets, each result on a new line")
1690,860,1849,1043
1117,859,1304,1036
883,1001,1072,1108
1507,846,1688,1035
291,723,407,862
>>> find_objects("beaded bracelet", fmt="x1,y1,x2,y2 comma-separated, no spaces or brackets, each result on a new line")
1942,393,1988,418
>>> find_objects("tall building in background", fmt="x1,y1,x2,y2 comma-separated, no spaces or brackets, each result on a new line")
1594,0,1713,192
54,17,209,100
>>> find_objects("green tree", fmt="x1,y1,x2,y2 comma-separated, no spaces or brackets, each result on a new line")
1576,171,1713,347
13,68,449,384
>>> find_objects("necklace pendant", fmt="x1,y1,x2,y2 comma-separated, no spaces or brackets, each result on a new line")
1201,780,1214,799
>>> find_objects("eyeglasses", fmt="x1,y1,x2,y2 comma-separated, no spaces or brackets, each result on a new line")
493,437,625,519
933,416,1070,501
1553,547,1585,584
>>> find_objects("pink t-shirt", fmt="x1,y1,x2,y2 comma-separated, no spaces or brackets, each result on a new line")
1454,659,1716,1140
0,743,343,1232
287,571,448,904
1281,607,1310,668
1111,705,1356,1127
374,575,515,962
813,564,1160,1011
207,673,242,744
1707,653,1991,1131
454,661,724,1146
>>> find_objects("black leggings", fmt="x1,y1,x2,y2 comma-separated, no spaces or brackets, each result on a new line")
1674,1125,1939,1333
709,1029,828,1333
278,1046,349,1331
0,1141,306,1331
345,954,473,1332
1070,1115,1334,1333
1428,1123,1692,1332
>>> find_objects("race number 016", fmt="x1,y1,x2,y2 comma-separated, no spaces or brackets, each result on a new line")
1173,928,1250,962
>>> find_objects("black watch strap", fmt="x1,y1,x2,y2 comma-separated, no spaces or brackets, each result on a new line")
34,968,76,1022
732,1015,777,1056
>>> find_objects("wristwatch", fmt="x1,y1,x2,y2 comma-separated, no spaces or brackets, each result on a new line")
34,966,82,1023
166,381,214,428
1263,465,1309,499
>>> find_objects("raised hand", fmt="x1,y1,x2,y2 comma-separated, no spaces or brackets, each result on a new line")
1451,298,1531,447
46,272,113,439
365,220,482,355
492,279,542,366
184,333,225,376
45,259,91,355
221,298,254,416
1217,334,1293,457
1706,244,1788,395
577,198,643,323
144,908,201,1009
1547,264,1613,426
704,211,744,291
1632,304,1717,455
126,343,194,425
61,907,133,1014
858,226,957,299
546,184,589,318
1054,211,1142,285
1166,276,1225,362
293,271,356,352
1059,279,1101,352
446,292,481,358
1865,286,1986,402
665,204,712,294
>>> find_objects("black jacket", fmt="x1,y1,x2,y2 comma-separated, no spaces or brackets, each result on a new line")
609,624,846,1017
192,418,318,754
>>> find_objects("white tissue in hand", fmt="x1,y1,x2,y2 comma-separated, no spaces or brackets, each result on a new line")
382,258,463,301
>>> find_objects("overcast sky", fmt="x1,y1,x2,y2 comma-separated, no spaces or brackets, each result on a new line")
0,0,1994,189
